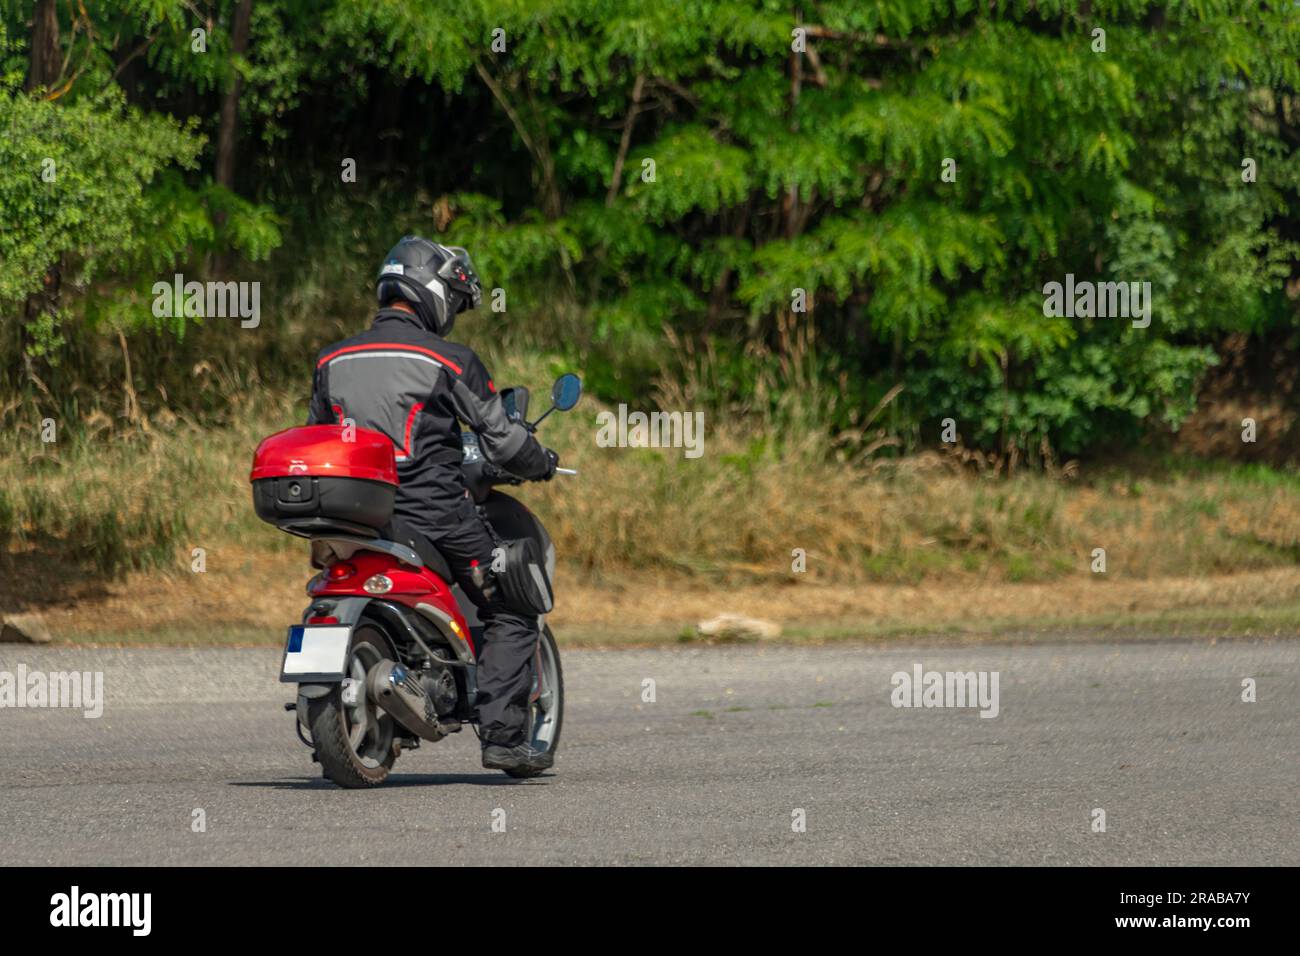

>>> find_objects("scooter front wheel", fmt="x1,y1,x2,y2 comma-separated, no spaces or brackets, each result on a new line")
307,626,398,788
502,624,564,779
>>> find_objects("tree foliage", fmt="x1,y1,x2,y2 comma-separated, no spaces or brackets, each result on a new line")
2,1,1298,457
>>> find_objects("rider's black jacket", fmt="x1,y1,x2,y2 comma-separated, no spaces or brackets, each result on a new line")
307,307,551,541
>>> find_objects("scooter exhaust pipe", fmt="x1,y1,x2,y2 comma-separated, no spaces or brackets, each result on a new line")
366,660,446,742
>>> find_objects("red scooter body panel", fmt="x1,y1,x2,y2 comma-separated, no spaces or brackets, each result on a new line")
250,425,398,484
309,550,474,654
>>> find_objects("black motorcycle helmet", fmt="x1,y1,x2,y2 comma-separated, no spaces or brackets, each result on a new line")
375,235,482,336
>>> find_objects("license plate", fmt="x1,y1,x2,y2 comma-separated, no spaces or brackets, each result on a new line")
280,625,352,682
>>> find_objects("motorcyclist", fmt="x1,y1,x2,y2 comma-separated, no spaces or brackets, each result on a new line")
306,235,558,773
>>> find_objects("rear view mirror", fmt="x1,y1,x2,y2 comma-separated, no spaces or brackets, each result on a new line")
551,373,582,412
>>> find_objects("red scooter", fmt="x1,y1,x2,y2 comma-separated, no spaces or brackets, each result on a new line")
249,374,581,786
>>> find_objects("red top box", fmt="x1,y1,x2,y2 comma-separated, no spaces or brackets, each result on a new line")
250,425,398,485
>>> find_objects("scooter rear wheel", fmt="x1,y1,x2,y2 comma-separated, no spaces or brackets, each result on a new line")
307,626,398,788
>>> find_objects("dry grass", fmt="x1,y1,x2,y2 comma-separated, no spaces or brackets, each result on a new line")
31,561,1300,646
3,350,1300,642
532,417,1300,587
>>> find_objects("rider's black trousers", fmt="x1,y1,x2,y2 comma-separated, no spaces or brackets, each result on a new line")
394,497,538,748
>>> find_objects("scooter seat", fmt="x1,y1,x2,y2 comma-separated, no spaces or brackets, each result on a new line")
383,518,454,585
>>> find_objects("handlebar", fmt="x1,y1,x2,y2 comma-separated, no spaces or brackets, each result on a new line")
480,462,577,483
462,378,581,497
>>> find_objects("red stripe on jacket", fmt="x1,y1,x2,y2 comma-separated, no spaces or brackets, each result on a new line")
317,342,463,375
398,402,425,459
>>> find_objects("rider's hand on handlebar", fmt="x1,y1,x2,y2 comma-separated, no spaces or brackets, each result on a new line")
541,448,560,481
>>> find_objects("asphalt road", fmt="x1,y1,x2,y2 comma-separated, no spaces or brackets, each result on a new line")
0,639,1295,865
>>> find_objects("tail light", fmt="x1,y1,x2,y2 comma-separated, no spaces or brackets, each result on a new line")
328,561,357,581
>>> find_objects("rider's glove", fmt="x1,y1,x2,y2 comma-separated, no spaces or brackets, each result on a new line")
541,448,560,481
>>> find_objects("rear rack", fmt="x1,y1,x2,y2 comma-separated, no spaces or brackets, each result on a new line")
309,535,422,570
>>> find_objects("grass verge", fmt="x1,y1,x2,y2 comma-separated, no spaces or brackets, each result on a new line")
3,352,1299,645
